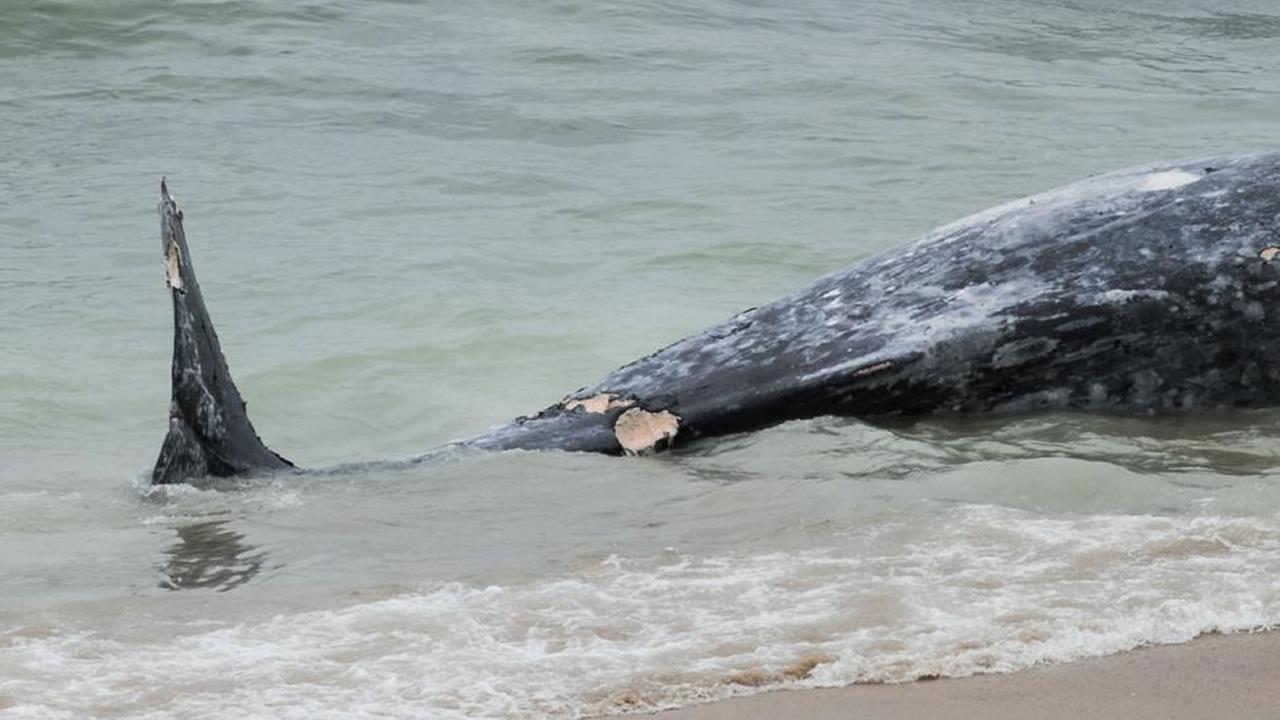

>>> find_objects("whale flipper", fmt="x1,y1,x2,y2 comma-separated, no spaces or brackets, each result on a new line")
152,181,293,485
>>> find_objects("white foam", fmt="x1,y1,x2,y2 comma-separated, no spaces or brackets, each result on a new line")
3,506,1280,719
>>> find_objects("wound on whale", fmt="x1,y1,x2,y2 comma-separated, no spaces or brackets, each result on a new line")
151,153,1280,485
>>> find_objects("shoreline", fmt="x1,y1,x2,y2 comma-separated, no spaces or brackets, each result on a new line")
622,630,1280,720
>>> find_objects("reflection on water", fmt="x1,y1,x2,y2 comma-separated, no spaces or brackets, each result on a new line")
159,520,265,592
894,410,1280,476
673,410,1280,491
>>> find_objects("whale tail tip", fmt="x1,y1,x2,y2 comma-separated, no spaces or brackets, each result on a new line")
152,180,294,485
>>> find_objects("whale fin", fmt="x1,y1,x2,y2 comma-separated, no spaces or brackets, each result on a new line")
152,180,294,485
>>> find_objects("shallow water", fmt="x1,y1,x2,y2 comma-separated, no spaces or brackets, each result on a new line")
4,1,1280,717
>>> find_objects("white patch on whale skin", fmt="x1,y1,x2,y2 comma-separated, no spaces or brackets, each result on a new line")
1139,170,1200,192
914,159,1228,257
1102,289,1169,304
613,408,679,455
165,240,184,291
562,393,634,414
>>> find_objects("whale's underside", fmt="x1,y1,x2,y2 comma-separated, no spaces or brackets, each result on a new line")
151,152,1280,485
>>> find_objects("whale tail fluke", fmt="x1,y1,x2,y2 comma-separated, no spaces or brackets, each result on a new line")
152,180,294,485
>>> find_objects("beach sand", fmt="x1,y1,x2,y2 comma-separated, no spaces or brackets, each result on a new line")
626,630,1280,720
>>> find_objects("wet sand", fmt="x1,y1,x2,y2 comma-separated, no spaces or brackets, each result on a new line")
629,630,1280,720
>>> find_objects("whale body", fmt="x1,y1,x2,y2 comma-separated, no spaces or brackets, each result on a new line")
151,153,1280,485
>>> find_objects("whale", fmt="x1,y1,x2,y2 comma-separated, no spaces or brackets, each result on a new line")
151,152,1280,485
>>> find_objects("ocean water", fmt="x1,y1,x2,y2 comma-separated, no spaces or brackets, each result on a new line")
5,0,1280,717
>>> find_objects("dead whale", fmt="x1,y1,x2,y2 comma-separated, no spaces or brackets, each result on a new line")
151,152,1280,485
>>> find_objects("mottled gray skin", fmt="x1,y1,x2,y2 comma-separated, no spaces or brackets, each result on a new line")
457,152,1280,455
152,182,293,484
152,153,1280,484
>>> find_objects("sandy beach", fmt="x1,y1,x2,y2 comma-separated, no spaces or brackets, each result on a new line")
629,630,1280,720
